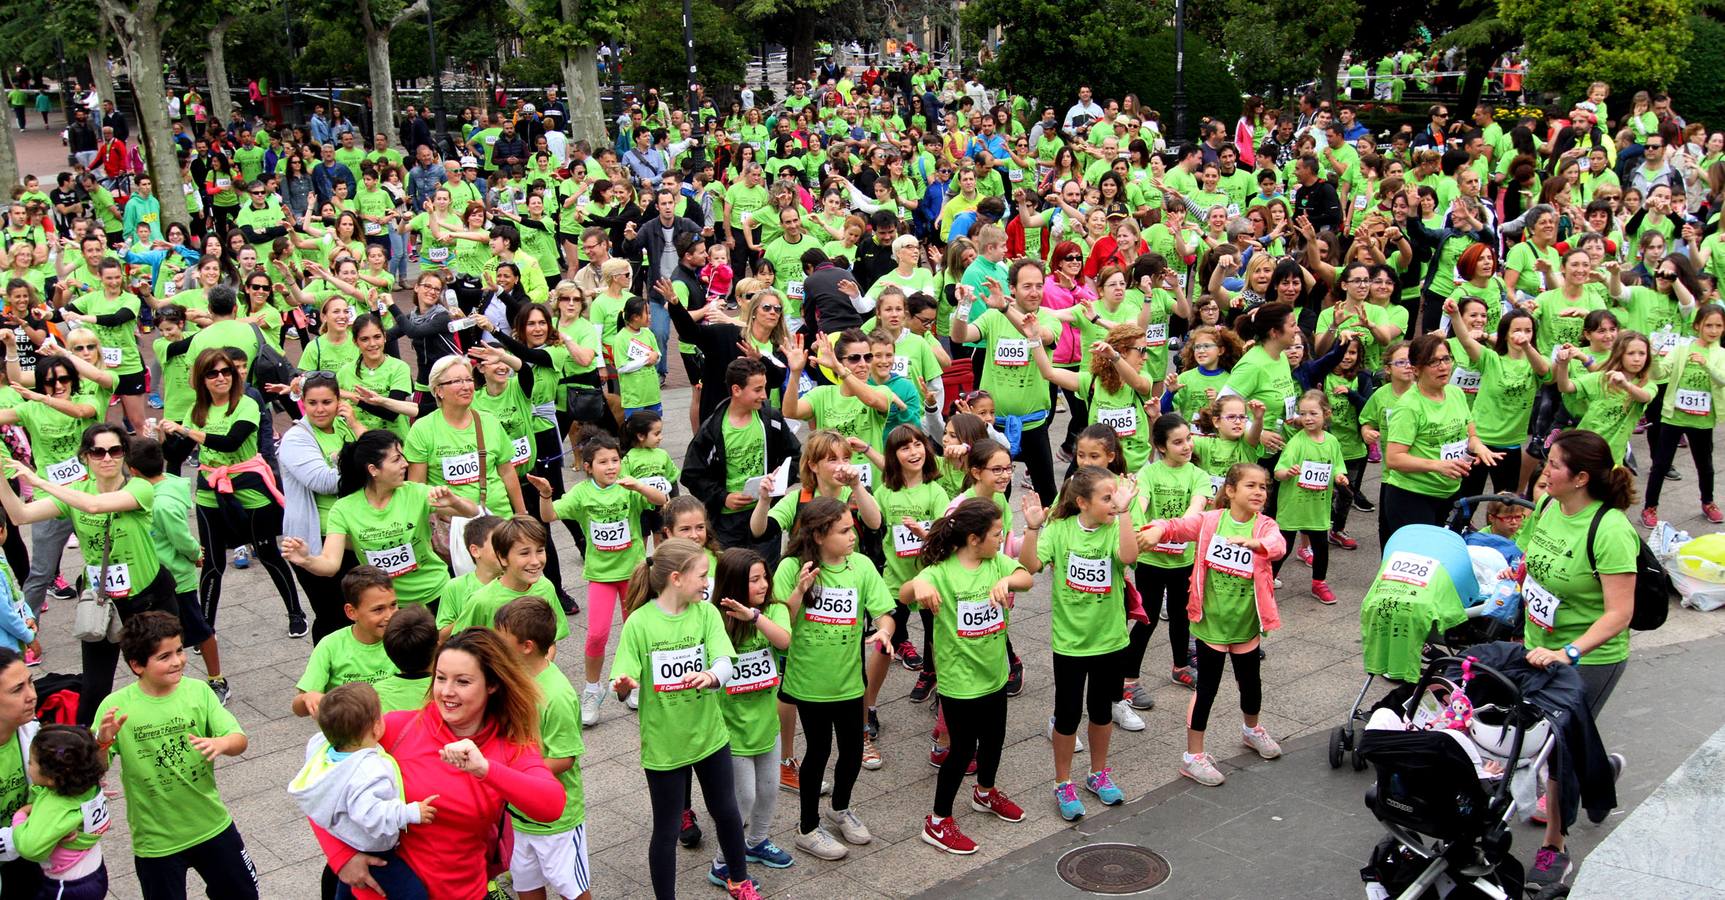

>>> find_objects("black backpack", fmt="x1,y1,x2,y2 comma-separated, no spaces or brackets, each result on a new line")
1583,502,1674,631
247,323,299,388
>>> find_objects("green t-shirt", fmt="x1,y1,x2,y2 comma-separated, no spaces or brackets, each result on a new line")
1383,386,1472,498
1470,347,1543,447
453,577,569,642
295,626,395,694
554,480,650,583
972,309,1051,422
1035,516,1129,657
611,599,736,771
621,447,680,498
1359,548,1468,682
874,481,950,591
471,381,537,472
55,478,161,599
720,412,767,502
1531,289,1605,357
773,553,894,702
326,481,448,605
374,675,431,713
512,664,586,833
436,571,484,630
802,384,887,485
762,235,816,320
1173,367,1228,424
1193,512,1263,645
1135,461,1212,568
1274,429,1346,531
1080,371,1153,471
186,319,259,374
917,553,1022,699
1325,375,1367,460
192,394,269,509
403,410,514,513
1225,345,1299,437
610,327,661,409
15,402,94,484
94,679,244,857
153,336,196,423
75,290,144,376
1570,371,1647,464
1192,434,1255,495
339,355,413,439
1517,499,1636,665
718,603,791,756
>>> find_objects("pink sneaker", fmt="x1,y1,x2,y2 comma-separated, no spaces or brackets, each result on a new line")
1705,503,1723,525
1297,545,1314,566
1366,441,1381,463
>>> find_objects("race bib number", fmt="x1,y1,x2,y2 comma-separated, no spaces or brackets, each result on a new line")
589,519,632,552
1145,322,1167,346
1064,553,1111,594
854,464,873,489
651,645,707,692
1008,168,1024,183
1354,194,1369,211
1651,330,1679,355
426,246,451,264
956,599,1006,637
892,521,930,557
1675,388,1712,416
442,451,482,485
100,346,122,367
510,436,532,466
804,586,859,625
1209,474,1226,496
1439,439,1470,462
79,792,112,834
786,280,805,300
46,457,87,486
626,339,652,362
1450,367,1481,393
642,476,673,496
162,279,179,297
1524,576,1560,632
1298,461,1333,490
1154,539,1190,555
363,543,419,577
726,647,780,694
1203,535,1254,579
85,562,132,599
890,355,910,378
1382,551,1438,588
215,178,232,189
992,338,1032,367
1097,406,1137,437
364,221,383,236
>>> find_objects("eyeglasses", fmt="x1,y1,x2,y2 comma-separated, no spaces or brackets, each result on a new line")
1657,272,1677,280
1344,278,1370,285
1128,345,1149,354
915,316,938,328
85,445,126,460
39,376,70,388
437,377,475,388
1427,356,1455,366
841,353,874,363
204,367,235,379
1190,342,1218,351
756,303,782,313
70,343,98,352
1219,414,1248,422
1389,359,1414,368
983,465,1014,475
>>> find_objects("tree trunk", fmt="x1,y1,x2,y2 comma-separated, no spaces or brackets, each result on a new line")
1457,56,1489,122
562,43,607,147
1316,47,1343,103
100,0,189,229
365,31,397,149
788,10,816,83
0,94,18,192
207,19,236,126
86,46,115,106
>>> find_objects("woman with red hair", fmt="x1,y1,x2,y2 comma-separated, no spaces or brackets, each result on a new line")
1041,239,1098,458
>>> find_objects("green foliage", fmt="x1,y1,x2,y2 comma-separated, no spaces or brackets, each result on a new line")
0,1,104,72
1221,0,1358,95
1500,0,1694,102
624,0,749,97
1670,14,1725,129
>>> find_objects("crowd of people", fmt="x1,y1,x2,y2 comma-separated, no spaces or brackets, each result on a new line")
0,43,1714,900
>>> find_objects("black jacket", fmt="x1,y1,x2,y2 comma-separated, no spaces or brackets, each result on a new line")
1294,179,1343,233
682,399,802,561
852,239,895,293
623,215,703,282
805,262,866,335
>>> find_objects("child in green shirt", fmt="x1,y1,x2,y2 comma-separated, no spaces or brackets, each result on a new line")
611,297,663,417
435,514,505,634
10,725,112,894
376,604,437,713
293,567,401,718
450,516,570,642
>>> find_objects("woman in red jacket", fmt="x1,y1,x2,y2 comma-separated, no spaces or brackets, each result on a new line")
317,628,565,900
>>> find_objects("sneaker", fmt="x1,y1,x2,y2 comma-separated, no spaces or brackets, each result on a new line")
1005,657,1024,697
1170,665,1197,688
1053,781,1086,821
861,734,883,770
287,613,309,638
1329,530,1358,550
909,671,936,703
1681,434,1690,449
1273,578,1283,590
922,815,977,855
1706,503,1724,525
232,545,251,569
65,534,77,550
746,838,794,868
1366,441,1381,464
1608,751,1625,782
705,865,761,895
580,687,603,727
865,707,881,740
1297,545,1313,566
626,687,640,710
1047,716,1084,752
1111,700,1145,731
1641,506,1659,528
727,879,764,900
485,880,510,900
1158,602,1169,621
1084,768,1124,805
896,640,923,671
1242,724,1282,759
22,649,40,668
558,590,580,616
1124,681,1155,710
1527,845,1572,888
822,807,872,844
1311,580,1337,605
679,808,702,848
794,826,848,860
970,786,1025,822
1666,469,1683,481
47,577,76,603
146,392,162,409
1181,752,1226,786
779,757,830,795
1353,494,1375,513
1633,417,1648,435
927,744,977,774
1531,793,1548,825
208,676,232,707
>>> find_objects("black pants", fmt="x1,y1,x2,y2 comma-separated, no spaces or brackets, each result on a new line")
1189,641,1262,733
1331,455,1369,532
1017,422,1058,508
0,857,41,900
80,569,179,727
1272,529,1329,581
1646,421,1716,507
1051,650,1123,734
1055,366,1087,454
731,225,761,277
934,687,1007,816
132,821,259,900
791,695,863,833
196,501,303,627
0,487,26,592
644,746,748,899
1526,384,1569,461
1130,563,1192,672
293,562,349,645
1460,445,1524,498
890,603,934,670
208,203,238,239
1377,483,1456,553
162,434,196,476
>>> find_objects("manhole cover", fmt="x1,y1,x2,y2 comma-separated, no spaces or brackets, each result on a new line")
1056,842,1171,894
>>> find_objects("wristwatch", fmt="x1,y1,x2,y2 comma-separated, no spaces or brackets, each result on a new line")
1563,643,1582,664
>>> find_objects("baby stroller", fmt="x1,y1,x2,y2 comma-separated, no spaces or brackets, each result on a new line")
1331,522,1525,771
1357,652,1557,900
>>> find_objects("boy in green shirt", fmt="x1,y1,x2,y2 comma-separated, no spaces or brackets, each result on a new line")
376,604,437,713
451,516,570,641
436,514,505,633
293,567,401,718
128,437,228,704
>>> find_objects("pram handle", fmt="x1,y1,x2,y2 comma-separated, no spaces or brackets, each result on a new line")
1452,494,1537,517
1418,655,1523,706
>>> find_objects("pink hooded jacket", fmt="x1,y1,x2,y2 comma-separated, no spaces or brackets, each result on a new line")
1149,510,1285,631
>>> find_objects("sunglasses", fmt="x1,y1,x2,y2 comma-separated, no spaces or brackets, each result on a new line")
85,445,126,460
248,283,271,290
756,304,782,313
39,375,70,388
204,367,235,379
1061,254,1083,262
303,370,337,381
842,353,875,363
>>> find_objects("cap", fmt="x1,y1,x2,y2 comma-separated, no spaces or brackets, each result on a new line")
460,155,479,168
522,103,537,113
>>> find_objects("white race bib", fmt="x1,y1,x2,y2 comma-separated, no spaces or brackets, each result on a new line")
79,792,112,834
726,647,780,694
1354,194,1369,210
1675,388,1712,416
85,562,132,599
510,436,532,466
786,280,805,300
1298,460,1333,490
46,457,87,486
589,519,632,552
1064,553,1111,594
426,246,452,264
1097,406,1137,437
364,221,383,236
650,645,707,692
1145,322,1167,346
1439,439,1470,462
892,521,929,558
1008,168,1024,182
1450,367,1481,393
364,543,419,577
992,338,1032,367
1209,473,1226,496
1524,575,1560,632
956,599,1006,637
1203,534,1254,578
890,354,910,378
1651,330,1679,355
853,463,873,489
1154,539,1190,555
441,451,482,485
625,339,653,362
1382,551,1438,588
1282,395,1298,423
804,585,859,625
215,178,232,189
100,346,122,367
642,476,673,496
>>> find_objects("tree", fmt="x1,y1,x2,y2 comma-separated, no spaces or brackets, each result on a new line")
1670,14,1725,129
509,0,622,147
206,14,238,125
0,70,19,191
1221,0,1358,100
356,0,430,148
736,0,846,83
93,0,188,229
625,0,749,98
1500,0,1694,103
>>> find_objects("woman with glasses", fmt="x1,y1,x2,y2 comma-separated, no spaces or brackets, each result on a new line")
161,348,306,635
404,355,526,521
389,270,469,411
276,373,365,641
1030,322,1157,471
1379,333,1499,550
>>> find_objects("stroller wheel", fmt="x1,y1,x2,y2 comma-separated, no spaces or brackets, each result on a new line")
1351,744,1368,771
1328,727,1345,769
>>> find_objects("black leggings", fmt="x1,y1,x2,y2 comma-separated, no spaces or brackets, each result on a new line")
79,568,179,727
0,485,26,590
1130,563,1192,672
293,561,349,645
1460,445,1524,498
1645,422,1715,507
791,696,863,833
1051,650,1123,734
644,747,748,899
1016,423,1058,508
934,687,1007,816
1331,455,1369,532
1056,366,1087,454
1189,641,1262,734
890,603,934,670
1272,529,1329,581
1377,483,1456,553
196,501,303,627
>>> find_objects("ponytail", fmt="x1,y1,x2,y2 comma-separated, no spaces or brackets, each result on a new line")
1549,429,1635,510
920,498,1001,567
623,537,707,614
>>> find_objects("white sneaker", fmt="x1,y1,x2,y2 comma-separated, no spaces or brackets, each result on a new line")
625,687,640,710
1242,724,1282,759
795,825,848,860
823,807,873,844
1181,752,1226,786
1047,716,1084,752
580,687,603,727
1111,700,1146,732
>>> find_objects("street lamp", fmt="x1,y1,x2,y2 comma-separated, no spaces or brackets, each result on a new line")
683,0,703,167
1172,0,1187,146
427,0,448,149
